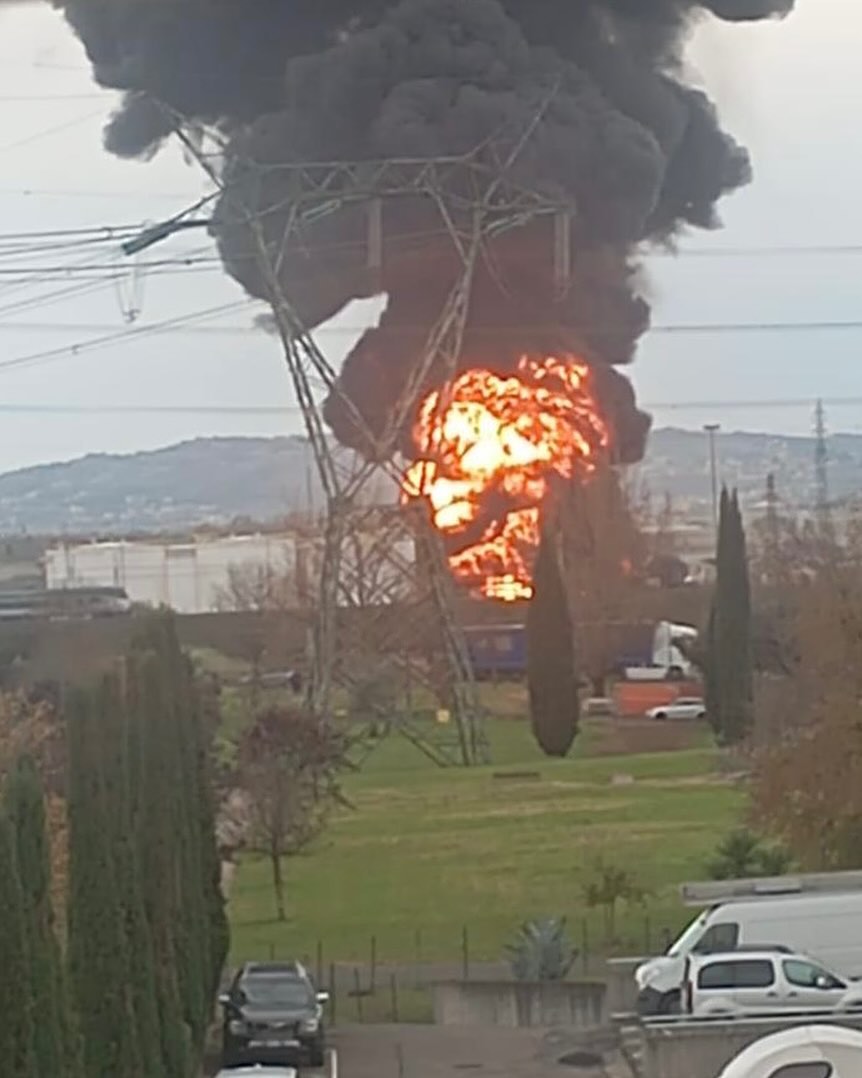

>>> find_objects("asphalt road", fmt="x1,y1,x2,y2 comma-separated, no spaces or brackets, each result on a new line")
206,1025,629,1077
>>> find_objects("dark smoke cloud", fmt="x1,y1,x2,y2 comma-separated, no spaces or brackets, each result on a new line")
58,0,794,464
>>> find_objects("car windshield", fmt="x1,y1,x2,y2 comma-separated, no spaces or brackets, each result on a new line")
676,699,701,706
240,978,313,1008
666,914,708,957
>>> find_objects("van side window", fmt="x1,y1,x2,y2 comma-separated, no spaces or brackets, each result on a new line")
693,922,740,955
769,1066,832,1078
698,961,735,989
734,959,775,988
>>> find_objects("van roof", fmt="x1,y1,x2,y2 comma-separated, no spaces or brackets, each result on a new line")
682,870,862,906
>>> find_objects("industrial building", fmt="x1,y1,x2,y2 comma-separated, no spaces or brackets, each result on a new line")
44,529,415,615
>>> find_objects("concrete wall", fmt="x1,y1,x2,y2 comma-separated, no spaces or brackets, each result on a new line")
433,980,606,1029
641,1014,862,1078
605,957,644,1016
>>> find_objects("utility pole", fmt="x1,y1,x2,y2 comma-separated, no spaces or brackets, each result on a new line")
704,423,721,539
814,399,833,541
764,472,780,582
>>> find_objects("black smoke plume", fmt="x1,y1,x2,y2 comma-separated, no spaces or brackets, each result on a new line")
59,0,794,463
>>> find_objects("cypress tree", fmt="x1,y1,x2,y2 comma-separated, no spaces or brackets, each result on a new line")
132,613,228,1057
66,683,139,1078
707,488,754,744
4,756,64,1077
100,672,162,1078
62,613,229,1078
527,523,580,757
131,651,191,1078
0,805,35,1074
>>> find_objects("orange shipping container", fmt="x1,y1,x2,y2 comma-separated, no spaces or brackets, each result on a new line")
612,679,702,718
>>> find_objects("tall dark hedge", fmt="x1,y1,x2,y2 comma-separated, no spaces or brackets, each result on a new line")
67,684,142,1078
706,488,754,745
0,805,35,1073
4,756,65,1077
527,524,579,757
66,612,229,1078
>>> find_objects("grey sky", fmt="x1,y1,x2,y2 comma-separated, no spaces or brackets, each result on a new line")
0,0,859,477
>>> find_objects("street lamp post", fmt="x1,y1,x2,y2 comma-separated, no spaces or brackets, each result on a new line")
704,423,721,536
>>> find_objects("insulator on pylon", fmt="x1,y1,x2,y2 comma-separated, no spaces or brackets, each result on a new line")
553,209,572,299
367,198,383,281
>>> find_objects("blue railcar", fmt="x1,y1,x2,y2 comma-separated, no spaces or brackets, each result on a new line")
463,623,526,680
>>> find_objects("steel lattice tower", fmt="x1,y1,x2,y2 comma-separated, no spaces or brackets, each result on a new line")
184,132,572,766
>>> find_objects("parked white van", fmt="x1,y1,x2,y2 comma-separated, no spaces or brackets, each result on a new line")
636,872,862,1015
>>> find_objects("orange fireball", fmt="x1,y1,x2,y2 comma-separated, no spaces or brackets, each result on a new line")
402,355,610,600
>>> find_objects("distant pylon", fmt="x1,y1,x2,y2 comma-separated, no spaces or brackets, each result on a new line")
814,399,833,538
764,472,780,575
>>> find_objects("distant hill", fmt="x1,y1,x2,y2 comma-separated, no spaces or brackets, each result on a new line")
0,437,319,535
637,428,862,509
1,428,861,536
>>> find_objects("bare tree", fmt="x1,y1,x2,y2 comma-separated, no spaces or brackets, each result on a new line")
559,466,646,696
236,707,348,921
213,555,306,707
214,558,298,614
752,552,862,867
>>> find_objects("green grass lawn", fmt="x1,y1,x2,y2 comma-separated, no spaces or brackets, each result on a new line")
227,716,743,970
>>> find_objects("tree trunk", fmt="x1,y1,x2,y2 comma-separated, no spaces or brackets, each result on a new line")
270,849,286,922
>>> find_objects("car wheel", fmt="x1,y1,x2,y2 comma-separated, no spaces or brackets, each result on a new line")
697,711,706,720
309,1042,326,1069
654,712,667,722
658,989,681,1015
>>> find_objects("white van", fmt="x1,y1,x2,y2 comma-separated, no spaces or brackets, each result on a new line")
636,873,862,1014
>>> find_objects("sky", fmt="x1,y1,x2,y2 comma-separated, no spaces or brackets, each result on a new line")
0,0,861,477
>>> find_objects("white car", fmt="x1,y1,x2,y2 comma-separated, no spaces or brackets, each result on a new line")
682,949,862,1017
646,696,706,721
719,1025,862,1078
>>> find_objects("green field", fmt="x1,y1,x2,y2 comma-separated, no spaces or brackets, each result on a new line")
227,716,744,970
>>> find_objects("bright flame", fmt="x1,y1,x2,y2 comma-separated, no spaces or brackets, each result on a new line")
402,355,610,600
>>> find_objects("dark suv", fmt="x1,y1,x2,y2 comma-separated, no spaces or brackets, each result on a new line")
220,961,328,1069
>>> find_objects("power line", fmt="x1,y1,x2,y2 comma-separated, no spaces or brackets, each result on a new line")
0,108,103,153
0,256,219,275
0,93,107,103
0,317,252,334
649,244,862,258
1,396,861,417
0,298,261,374
4,313,862,379
0,224,149,241
649,396,862,411
0,403,301,416
0,188,200,200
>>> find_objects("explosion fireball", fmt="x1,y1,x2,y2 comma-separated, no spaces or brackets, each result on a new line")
402,355,609,600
